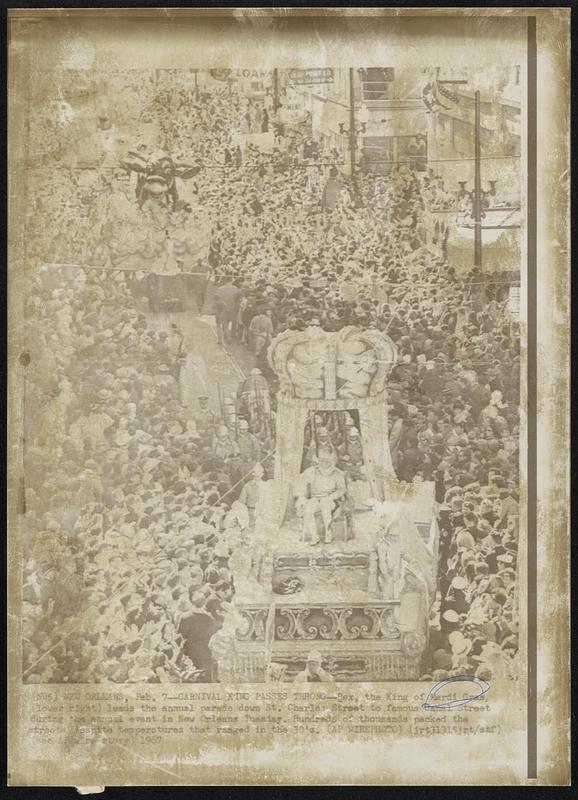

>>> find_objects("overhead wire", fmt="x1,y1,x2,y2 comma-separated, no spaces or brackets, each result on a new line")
42,263,521,286
28,153,522,172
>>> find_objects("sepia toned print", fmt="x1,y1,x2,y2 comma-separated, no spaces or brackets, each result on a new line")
20,62,522,686
8,8,569,787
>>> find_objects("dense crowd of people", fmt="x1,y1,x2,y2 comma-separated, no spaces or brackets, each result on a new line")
22,266,247,682
22,70,520,684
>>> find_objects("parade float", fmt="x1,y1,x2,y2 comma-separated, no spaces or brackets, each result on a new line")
105,150,211,311
211,326,440,682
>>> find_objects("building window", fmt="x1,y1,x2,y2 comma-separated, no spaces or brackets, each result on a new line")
359,68,394,101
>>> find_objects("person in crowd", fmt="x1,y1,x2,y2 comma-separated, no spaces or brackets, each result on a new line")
214,278,242,345
235,418,262,478
338,425,365,481
248,306,274,355
237,462,266,527
193,395,218,446
213,424,240,463
294,650,335,682
178,591,221,681
296,447,347,545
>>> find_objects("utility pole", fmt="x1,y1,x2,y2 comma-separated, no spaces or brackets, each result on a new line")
349,67,359,201
273,68,279,112
349,67,356,178
473,89,482,268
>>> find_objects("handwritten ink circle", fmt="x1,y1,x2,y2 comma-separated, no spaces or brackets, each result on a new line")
422,675,490,710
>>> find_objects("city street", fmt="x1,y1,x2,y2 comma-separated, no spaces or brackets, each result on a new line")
141,287,256,416
21,61,523,695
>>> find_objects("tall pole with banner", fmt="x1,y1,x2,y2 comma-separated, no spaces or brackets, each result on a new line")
349,68,359,203
273,67,279,112
473,90,482,268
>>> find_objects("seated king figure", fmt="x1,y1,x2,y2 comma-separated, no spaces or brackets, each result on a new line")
295,446,347,545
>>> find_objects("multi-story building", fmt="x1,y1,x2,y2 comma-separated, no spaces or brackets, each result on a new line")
423,66,522,274
426,65,521,202
284,67,429,175
276,66,522,275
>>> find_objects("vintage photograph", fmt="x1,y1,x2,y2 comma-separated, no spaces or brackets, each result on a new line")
19,60,523,686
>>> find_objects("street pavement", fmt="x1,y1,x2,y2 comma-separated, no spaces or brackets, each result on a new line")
140,282,257,420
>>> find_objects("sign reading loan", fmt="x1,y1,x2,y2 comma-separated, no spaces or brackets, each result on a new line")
287,67,334,85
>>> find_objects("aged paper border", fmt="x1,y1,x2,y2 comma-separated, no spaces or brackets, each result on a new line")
6,6,570,785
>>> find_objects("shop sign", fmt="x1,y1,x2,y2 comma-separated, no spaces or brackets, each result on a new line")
287,68,334,85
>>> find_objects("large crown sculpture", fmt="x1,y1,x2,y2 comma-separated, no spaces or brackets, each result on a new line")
268,326,398,405
266,327,399,515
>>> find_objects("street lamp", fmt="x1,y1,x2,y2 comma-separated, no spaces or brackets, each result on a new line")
456,90,496,268
456,179,497,260
272,68,281,112
338,122,367,136
336,68,363,204
337,120,366,204
337,121,367,173
457,180,497,211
